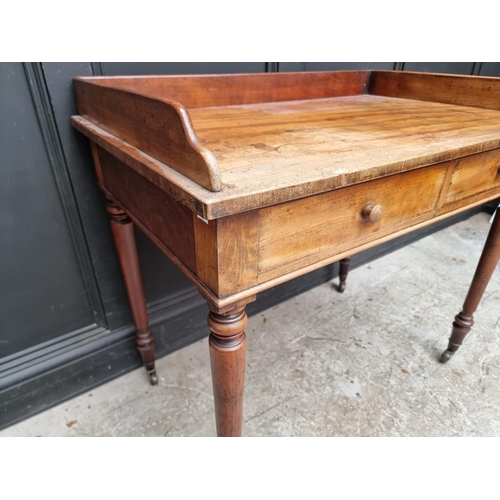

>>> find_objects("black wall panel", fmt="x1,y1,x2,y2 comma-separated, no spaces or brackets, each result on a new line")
402,62,476,74
100,62,267,75
0,63,94,356
1,61,497,430
279,62,396,72
479,62,500,76
42,62,128,330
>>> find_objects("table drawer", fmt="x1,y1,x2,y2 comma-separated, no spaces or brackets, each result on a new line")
258,164,447,281
444,149,500,206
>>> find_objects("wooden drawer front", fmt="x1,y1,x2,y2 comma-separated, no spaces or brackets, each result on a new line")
444,149,500,206
258,164,447,281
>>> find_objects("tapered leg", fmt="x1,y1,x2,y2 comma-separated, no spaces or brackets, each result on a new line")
107,200,158,385
440,211,500,363
338,256,352,293
208,306,247,437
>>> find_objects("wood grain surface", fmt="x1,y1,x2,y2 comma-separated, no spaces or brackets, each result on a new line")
98,146,198,273
371,71,500,111
73,94,500,219
258,163,447,281
73,80,221,191
76,71,370,108
189,95,500,215
73,73,500,219
444,149,500,205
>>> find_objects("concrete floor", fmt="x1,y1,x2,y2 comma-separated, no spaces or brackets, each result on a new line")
3,212,500,437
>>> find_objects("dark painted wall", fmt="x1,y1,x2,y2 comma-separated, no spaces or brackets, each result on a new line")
1,63,94,356
1,62,499,430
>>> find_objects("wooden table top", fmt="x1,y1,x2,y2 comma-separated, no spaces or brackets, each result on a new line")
190,95,500,208
71,71,500,219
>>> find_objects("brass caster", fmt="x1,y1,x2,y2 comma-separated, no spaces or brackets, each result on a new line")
338,282,346,293
439,349,456,364
148,369,159,385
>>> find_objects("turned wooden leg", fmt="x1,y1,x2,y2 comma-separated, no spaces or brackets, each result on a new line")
107,200,158,385
208,306,247,437
338,256,352,293
440,211,500,363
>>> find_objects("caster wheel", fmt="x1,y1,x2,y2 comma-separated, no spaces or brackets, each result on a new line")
338,282,346,293
439,350,456,364
148,369,159,385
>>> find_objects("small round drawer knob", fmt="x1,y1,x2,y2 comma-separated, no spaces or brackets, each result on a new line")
362,204,383,223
